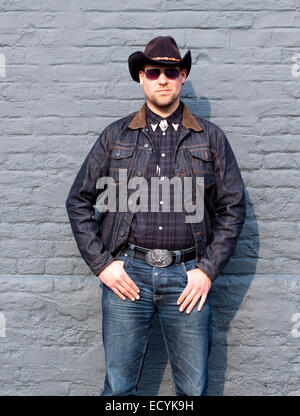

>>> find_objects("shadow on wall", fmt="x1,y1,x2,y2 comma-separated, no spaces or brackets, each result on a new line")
136,82,259,396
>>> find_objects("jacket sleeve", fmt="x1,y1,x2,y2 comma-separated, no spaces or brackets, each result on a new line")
196,130,246,281
65,128,115,276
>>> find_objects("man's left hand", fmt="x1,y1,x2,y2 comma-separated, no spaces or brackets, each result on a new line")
177,268,212,314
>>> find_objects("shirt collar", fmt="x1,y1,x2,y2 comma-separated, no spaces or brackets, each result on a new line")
129,101,203,132
145,102,183,126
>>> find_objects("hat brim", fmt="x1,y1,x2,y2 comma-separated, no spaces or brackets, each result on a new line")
128,50,191,82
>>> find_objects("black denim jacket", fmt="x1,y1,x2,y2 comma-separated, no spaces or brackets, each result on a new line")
65,102,246,281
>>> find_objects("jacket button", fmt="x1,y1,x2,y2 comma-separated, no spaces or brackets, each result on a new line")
119,231,125,236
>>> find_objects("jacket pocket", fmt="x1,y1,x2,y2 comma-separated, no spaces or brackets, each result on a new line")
111,147,134,159
109,146,135,182
189,148,215,187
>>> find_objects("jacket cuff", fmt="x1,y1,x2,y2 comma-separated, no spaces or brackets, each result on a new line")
195,258,217,282
90,251,115,277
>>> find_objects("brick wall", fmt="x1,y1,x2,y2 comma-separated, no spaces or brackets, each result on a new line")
0,0,299,396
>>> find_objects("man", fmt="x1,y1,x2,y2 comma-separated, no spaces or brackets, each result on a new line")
65,36,246,396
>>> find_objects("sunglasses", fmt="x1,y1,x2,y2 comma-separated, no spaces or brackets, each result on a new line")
144,68,180,81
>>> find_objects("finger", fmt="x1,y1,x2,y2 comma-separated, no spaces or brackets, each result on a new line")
122,271,140,294
197,293,207,312
177,284,192,305
111,286,126,301
120,274,140,299
178,289,197,312
185,292,202,314
116,283,139,302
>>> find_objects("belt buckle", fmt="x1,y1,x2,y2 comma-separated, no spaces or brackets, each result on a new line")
145,249,172,268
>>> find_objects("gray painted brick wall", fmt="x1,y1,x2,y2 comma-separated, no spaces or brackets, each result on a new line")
0,0,299,396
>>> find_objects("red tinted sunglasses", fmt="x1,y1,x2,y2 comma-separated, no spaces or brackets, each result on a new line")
144,68,180,81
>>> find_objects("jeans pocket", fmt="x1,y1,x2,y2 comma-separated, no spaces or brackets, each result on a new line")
180,261,188,286
117,252,129,266
181,258,196,276
98,253,127,289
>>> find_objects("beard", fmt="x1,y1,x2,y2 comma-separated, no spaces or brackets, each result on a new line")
147,91,179,109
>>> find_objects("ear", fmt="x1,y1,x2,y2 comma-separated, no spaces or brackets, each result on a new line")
180,68,187,85
139,70,145,85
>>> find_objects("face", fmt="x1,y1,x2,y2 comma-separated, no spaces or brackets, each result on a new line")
139,64,187,111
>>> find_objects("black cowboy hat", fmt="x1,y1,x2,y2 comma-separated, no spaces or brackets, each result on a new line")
128,36,191,82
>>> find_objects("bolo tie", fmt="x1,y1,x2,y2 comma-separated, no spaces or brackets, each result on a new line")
150,119,179,176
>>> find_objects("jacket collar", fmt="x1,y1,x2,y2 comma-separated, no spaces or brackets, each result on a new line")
128,101,203,132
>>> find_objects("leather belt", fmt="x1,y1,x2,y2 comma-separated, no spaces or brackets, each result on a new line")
124,243,196,267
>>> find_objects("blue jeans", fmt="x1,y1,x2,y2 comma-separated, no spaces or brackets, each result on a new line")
100,250,212,396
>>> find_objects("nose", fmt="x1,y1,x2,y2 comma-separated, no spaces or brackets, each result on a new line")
158,72,168,84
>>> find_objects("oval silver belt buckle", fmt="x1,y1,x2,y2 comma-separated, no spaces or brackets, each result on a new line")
145,249,173,267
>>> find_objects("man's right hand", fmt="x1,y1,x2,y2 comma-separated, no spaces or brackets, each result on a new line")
98,260,140,302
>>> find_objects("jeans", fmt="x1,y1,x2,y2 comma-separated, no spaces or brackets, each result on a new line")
100,248,212,396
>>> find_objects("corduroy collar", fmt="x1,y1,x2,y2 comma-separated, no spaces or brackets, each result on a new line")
128,101,203,132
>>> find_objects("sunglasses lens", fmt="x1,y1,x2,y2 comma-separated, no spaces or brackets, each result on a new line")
164,69,180,79
145,68,180,80
145,69,161,80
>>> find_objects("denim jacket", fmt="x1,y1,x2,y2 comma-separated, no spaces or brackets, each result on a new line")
65,102,246,281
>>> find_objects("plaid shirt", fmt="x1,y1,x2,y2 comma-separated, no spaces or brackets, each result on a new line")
127,102,195,250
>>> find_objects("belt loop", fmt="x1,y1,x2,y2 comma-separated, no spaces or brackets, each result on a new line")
173,250,182,265
128,243,135,259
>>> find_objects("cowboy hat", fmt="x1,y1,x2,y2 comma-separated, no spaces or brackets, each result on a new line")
128,36,191,82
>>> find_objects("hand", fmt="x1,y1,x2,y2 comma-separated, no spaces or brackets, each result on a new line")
177,267,211,314
99,260,140,302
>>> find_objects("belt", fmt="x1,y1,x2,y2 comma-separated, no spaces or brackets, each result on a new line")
124,243,196,268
